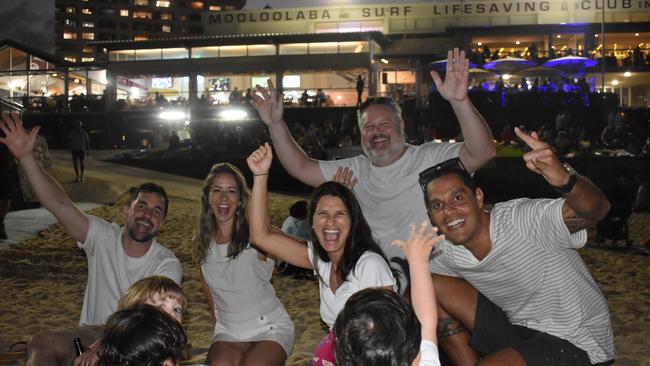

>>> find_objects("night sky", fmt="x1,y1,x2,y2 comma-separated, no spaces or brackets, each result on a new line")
0,0,425,55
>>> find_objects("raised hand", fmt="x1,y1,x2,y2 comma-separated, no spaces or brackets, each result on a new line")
392,221,444,262
514,127,569,187
247,143,273,176
331,166,357,190
250,79,284,127
431,48,470,103
0,113,41,160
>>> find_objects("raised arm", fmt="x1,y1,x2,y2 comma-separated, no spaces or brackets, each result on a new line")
515,127,610,233
393,221,444,344
431,48,495,172
250,79,325,187
247,143,312,269
0,113,88,242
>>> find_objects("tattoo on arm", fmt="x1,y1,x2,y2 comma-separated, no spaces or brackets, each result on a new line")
562,201,596,234
437,316,467,339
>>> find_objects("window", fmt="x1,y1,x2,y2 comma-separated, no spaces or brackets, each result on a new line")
224,5,236,10
64,57,77,62
120,9,129,16
63,32,77,40
162,25,171,32
162,48,188,59
64,19,77,26
101,8,116,15
134,0,149,5
82,32,95,40
83,47,94,53
160,13,172,20
82,57,95,62
81,8,92,14
133,11,152,19
208,5,221,10
82,21,95,27
190,1,204,9
134,35,149,41
178,15,186,21
66,7,76,13
156,0,170,7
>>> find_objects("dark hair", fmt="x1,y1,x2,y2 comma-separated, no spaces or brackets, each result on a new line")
308,182,392,287
289,200,308,220
129,183,169,218
333,288,421,366
193,163,249,263
97,303,187,366
419,159,477,224
357,96,402,125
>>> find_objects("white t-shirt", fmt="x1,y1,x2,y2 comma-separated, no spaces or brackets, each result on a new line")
419,340,441,366
281,216,310,241
78,215,182,325
307,241,396,327
429,198,615,364
320,142,461,291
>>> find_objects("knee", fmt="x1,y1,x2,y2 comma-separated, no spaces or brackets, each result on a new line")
27,331,69,359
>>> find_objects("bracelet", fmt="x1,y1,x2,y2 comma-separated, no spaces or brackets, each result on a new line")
254,173,269,176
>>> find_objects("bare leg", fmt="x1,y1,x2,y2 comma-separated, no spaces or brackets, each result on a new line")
72,155,80,182
240,341,287,366
432,274,480,366
207,341,249,366
26,331,73,366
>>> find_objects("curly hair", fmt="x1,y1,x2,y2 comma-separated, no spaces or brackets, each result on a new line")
193,163,250,263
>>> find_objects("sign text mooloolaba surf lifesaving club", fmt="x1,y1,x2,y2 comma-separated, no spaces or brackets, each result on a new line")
207,0,650,25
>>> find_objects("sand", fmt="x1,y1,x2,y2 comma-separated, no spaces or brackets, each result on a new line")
1,152,649,365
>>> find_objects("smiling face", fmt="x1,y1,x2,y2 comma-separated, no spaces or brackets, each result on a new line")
208,173,241,227
312,195,351,263
123,192,166,244
360,104,406,167
425,174,485,248
145,293,184,323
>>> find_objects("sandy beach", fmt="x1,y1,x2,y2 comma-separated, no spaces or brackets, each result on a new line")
1,151,649,365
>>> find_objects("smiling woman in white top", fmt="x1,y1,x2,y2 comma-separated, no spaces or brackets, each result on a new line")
193,163,294,366
247,143,396,365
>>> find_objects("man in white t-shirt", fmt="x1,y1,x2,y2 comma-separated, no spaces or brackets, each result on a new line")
251,48,496,291
420,128,615,365
0,113,182,366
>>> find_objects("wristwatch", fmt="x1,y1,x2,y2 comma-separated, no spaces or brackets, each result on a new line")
554,162,579,195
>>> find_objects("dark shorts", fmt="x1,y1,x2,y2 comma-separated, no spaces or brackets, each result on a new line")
469,293,613,366
71,150,85,162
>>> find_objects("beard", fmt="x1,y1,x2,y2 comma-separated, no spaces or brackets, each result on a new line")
361,131,406,166
127,225,157,244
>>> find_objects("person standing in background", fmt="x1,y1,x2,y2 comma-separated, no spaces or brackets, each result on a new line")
67,120,90,182
356,75,365,106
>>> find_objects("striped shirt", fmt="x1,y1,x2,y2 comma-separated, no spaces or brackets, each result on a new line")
429,198,615,363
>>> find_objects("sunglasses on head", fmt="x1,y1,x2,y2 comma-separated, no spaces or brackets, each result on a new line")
418,158,467,223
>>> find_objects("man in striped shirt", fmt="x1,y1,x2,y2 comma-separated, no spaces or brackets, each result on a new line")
420,127,615,365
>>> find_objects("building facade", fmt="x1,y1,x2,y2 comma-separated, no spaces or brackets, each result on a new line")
54,0,246,63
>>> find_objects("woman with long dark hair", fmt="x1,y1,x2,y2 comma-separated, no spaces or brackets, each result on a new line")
247,143,395,365
193,163,294,366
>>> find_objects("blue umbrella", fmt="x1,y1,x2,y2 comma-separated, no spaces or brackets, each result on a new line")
482,57,537,72
542,56,598,74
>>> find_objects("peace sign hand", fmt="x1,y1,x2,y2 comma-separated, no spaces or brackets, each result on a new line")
514,127,570,188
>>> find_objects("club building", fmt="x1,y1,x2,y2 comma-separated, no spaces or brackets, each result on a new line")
92,0,650,108
1,1,649,148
